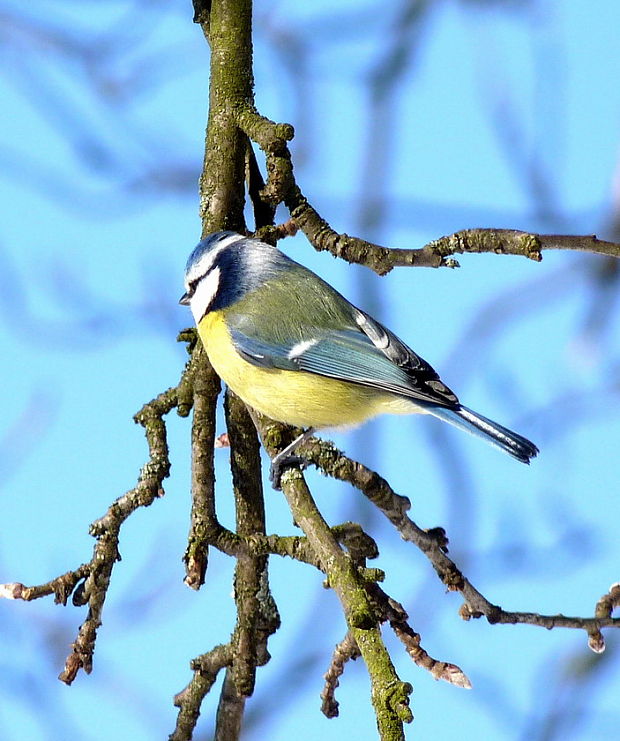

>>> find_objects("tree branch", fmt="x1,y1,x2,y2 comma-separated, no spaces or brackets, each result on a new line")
419,229,620,267
0,382,178,683
183,342,223,589
225,390,278,701
236,104,620,273
290,432,620,650
252,418,413,740
171,644,233,741
7,2,618,739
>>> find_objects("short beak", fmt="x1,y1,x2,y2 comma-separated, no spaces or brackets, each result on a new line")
179,292,191,306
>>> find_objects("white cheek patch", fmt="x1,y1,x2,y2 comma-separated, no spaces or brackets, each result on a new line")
190,266,221,322
287,338,319,360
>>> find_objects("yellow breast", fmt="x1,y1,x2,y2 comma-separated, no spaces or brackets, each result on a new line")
197,312,415,429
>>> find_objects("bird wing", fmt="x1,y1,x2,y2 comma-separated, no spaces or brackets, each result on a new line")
227,306,459,408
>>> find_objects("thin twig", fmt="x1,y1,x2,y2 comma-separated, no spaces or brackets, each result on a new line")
0,380,182,684
368,583,472,689
321,632,360,719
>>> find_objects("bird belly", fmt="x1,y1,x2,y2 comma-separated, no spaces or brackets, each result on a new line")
198,312,419,428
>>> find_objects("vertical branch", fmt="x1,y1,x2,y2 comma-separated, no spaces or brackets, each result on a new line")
191,0,256,593
192,3,277,739
275,468,412,740
198,0,254,235
214,670,246,741
214,391,279,739
184,344,222,588
225,390,268,695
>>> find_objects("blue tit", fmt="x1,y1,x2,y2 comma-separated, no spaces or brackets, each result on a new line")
180,231,538,484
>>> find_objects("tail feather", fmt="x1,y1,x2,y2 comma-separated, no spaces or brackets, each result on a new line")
427,405,538,463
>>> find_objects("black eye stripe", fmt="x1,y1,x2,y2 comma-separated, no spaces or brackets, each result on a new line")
187,263,218,297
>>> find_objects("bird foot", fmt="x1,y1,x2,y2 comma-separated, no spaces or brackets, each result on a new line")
269,454,309,490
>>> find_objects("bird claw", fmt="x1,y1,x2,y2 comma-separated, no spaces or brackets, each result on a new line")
269,454,309,490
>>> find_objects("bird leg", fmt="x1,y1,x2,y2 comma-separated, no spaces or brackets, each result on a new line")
269,428,315,490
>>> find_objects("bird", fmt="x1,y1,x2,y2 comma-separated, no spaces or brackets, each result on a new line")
180,231,538,486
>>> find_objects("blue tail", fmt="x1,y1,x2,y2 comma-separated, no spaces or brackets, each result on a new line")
427,405,538,463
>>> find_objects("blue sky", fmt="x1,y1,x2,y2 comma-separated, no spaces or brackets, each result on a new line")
1,1,619,739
